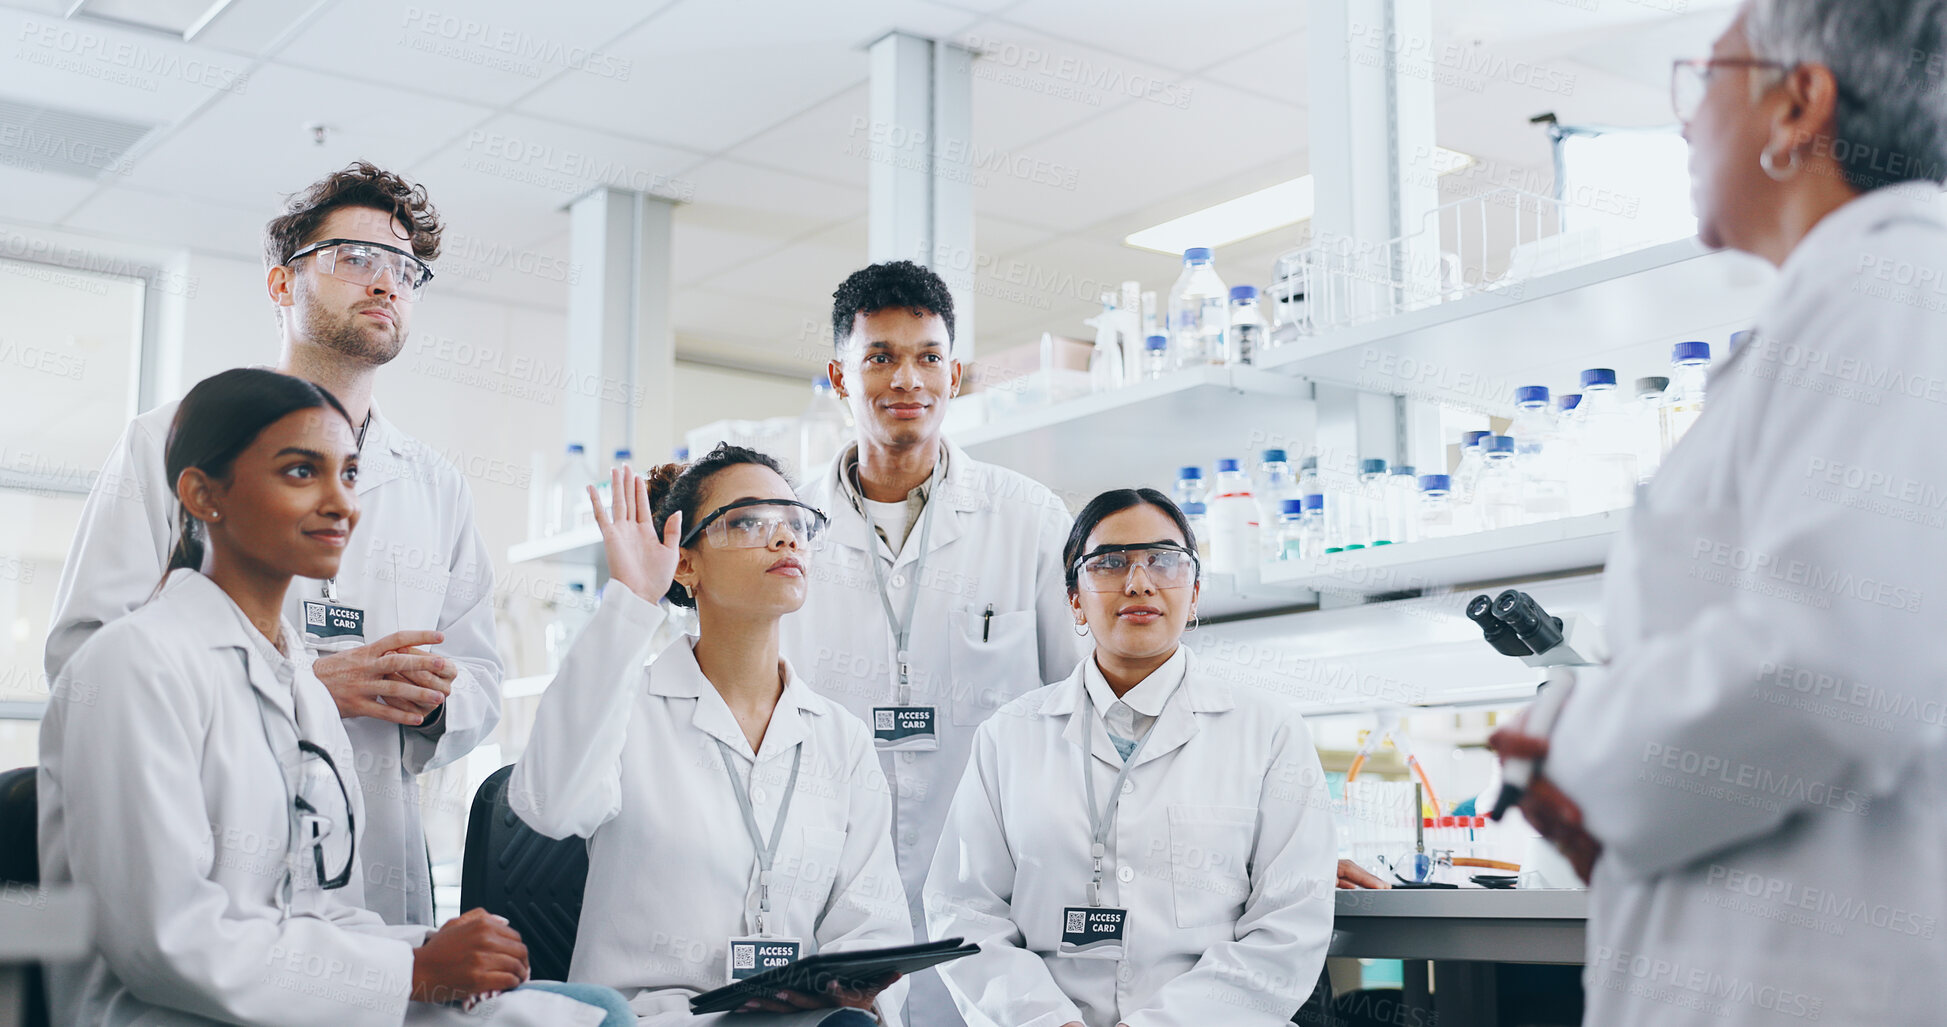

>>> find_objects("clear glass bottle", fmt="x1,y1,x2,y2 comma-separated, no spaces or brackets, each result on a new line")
546,442,596,536
1167,247,1228,369
1357,458,1392,546
1174,465,1207,510
1088,291,1126,393
1418,474,1456,539
1276,499,1308,561
1387,465,1420,544
1142,334,1170,381
1206,458,1259,573
1225,285,1264,366
1300,493,1325,558
1180,501,1209,560
1572,368,1640,514
1255,449,1299,537
1453,430,1490,506
1295,455,1322,500
1475,435,1524,531
1633,376,1669,483
1662,340,1711,455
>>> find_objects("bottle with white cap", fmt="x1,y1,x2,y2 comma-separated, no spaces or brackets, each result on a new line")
1206,458,1259,574
1662,340,1711,455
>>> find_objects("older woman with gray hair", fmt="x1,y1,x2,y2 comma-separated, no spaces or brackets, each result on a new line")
1490,1,1947,1024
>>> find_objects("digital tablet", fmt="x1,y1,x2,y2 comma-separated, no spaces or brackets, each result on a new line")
689,938,980,1014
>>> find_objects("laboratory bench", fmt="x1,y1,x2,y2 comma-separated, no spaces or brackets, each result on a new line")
1329,888,1587,1027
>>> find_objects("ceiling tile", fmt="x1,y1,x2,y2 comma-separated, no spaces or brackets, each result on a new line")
956,20,1186,152
59,183,264,257
997,0,1304,74
0,8,255,127
723,83,867,189
683,158,866,227
0,166,101,225
1201,29,1304,105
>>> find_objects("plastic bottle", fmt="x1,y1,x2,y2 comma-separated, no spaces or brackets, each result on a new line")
1301,493,1325,559
799,377,847,481
546,443,597,536
1180,501,1210,560
1295,456,1322,500
1633,376,1669,483
1453,430,1490,505
1388,465,1420,544
1142,334,1170,381
1345,459,1386,546
1167,247,1228,369
1225,285,1264,366
1174,466,1207,510
1475,436,1524,531
1206,459,1259,573
1572,369,1639,514
1418,474,1456,539
1276,499,1308,561
1662,341,1710,455
1089,291,1127,392
1255,449,1300,536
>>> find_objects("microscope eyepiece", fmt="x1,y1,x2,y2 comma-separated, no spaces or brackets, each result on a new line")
1492,589,1565,656
1467,593,1534,656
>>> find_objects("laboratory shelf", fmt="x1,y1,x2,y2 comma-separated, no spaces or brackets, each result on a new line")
1259,510,1625,598
1332,888,1587,964
1256,239,1773,410
506,524,603,567
956,364,1314,507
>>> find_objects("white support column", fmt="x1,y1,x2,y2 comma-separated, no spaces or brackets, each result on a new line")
867,30,976,359
566,187,677,467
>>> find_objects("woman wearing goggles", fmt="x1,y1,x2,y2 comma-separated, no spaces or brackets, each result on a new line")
924,488,1338,1027
512,444,908,1025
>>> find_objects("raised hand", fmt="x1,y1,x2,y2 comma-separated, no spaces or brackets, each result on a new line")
588,466,682,605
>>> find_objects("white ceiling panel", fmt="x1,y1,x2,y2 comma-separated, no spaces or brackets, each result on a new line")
675,285,832,362
724,83,867,189
433,228,574,310
275,0,666,109
0,167,101,225
682,158,865,227
998,0,1304,75
958,21,1182,152
1202,29,1304,106
0,8,253,127
59,183,264,257
112,62,495,207
973,213,1059,258
695,216,864,310
516,0,973,155
1433,0,1737,48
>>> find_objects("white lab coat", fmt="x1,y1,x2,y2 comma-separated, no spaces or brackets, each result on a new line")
37,570,603,1027
923,647,1337,1027
778,439,1085,1024
1547,183,1947,1026
510,581,914,1026
46,400,502,926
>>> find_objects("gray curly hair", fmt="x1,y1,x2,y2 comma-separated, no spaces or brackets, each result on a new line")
1745,0,1947,191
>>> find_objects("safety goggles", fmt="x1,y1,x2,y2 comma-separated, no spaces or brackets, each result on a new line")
1071,542,1200,593
293,739,355,891
1669,57,1790,123
679,497,829,549
286,237,435,299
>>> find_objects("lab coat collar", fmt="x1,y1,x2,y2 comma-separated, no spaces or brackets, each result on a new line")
168,570,301,722
820,436,982,567
647,634,826,761
348,400,414,494
1046,646,1231,769
1082,645,1188,721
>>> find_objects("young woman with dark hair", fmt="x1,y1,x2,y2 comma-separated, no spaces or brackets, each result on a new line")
512,444,910,1025
922,488,1338,1027
39,368,632,1027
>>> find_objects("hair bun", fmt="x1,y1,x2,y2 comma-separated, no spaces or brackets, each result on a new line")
644,461,685,528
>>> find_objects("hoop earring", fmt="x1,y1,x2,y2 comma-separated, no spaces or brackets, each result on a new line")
1073,621,1090,637
1185,609,1200,633
1759,145,1801,182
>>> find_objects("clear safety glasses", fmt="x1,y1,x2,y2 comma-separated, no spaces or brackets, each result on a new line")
679,497,829,550
1669,57,1789,123
286,237,435,299
1072,543,1200,593
294,740,355,891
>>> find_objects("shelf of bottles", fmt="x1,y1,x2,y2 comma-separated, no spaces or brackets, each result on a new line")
1260,510,1625,597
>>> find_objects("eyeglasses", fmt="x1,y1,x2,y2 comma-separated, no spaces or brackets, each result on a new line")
679,498,829,549
1670,57,1790,123
1072,543,1199,593
286,237,435,299
293,740,355,891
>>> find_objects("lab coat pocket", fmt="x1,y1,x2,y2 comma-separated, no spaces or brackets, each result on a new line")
785,825,849,908
947,608,1039,725
1167,804,1257,929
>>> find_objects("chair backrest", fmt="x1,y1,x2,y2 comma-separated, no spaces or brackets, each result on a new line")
0,766,38,885
460,764,590,982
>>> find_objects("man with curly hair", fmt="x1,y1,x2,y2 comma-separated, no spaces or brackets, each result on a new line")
780,260,1086,1026
49,162,502,930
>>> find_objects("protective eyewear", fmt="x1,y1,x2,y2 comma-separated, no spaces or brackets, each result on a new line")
679,498,829,549
1072,543,1199,593
293,739,355,891
286,237,435,299
1669,57,1790,123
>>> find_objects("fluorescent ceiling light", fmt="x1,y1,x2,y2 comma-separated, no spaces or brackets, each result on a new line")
1124,147,1477,256
66,0,237,41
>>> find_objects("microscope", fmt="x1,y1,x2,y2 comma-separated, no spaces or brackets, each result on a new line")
1465,589,1605,820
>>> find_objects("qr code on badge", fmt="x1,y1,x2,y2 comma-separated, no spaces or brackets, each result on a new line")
1065,911,1086,934
732,945,756,970
875,710,896,731
305,604,325,626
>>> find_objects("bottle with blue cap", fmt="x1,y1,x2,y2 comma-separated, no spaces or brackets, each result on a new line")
1167,247,1228,370
1511,385,1569,524
1475,435,1525,531
1633,376,1670,483
1300,493,1326,558
1453,430,1491,507
1225,285,1265,365
1572,368,1639,514
1387,464,1421,544
1255,449,1300,532
1275,498,1309,561
1662,340,1711,455
1180,501,1209,560
1356,458,1393,546
1142,334,1170,381
1418,474,1457,540
1206,458,1259,574
1174,465,1207,511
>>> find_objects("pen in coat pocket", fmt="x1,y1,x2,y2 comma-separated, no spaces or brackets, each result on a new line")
982,603,993,642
